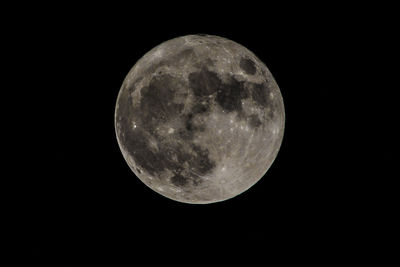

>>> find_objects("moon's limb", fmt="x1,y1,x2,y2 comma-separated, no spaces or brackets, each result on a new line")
115,34,285,204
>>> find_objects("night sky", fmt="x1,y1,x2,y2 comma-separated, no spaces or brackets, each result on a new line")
11,2,375,265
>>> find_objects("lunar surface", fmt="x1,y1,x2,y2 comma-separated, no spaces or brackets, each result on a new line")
115,34,285,204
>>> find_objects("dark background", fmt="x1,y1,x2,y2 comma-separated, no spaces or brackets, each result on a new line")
10,2,384,266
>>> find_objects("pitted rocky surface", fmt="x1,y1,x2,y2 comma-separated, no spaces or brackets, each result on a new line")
115,35,285,203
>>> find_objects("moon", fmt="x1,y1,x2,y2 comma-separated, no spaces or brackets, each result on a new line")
115,34,285,204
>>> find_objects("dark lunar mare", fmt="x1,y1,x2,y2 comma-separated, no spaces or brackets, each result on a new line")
139,74,185,129
250,82,270,108
239,58,257,75
188,65,271,123
215,75,249,113
117,71,217,188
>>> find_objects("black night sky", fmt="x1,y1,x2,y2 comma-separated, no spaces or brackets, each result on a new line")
10,2,381,265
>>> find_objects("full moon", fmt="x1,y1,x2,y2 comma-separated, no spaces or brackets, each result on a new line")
115,34,285,204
